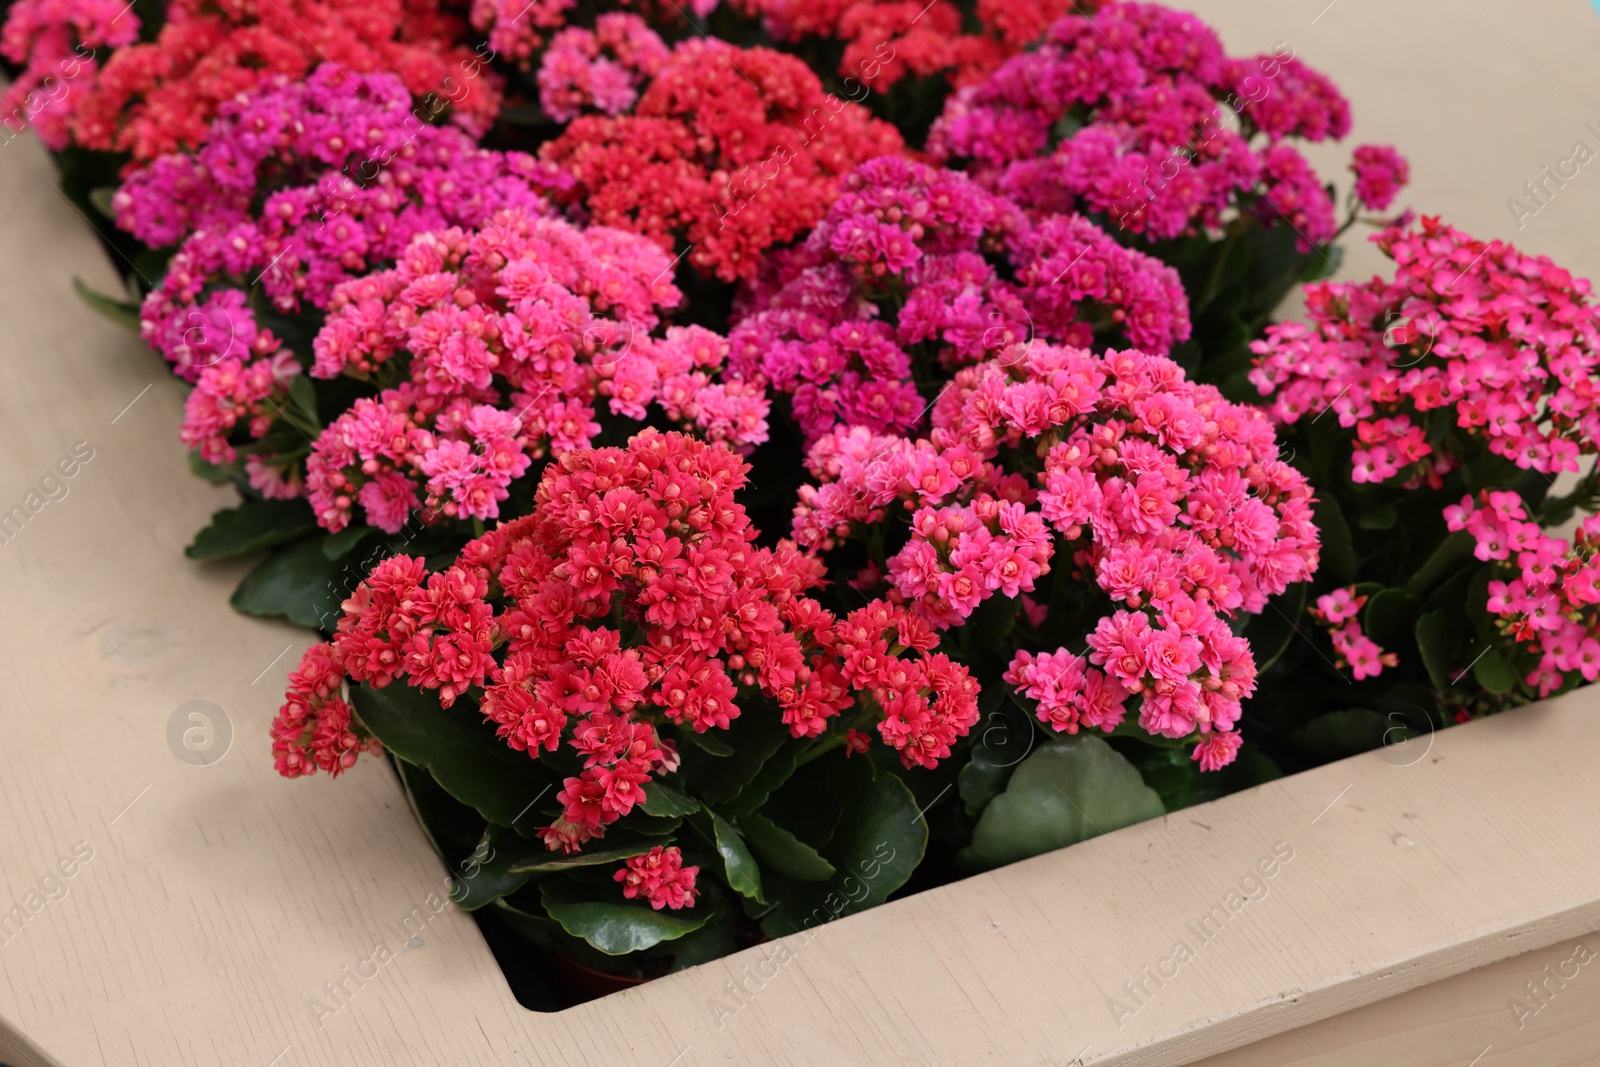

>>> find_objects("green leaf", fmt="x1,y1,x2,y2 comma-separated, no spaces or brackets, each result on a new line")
322,524,376,560
961,735,1164,871
287,374,321,432
1415,608,1466,692
704,810,765,904
1239,580,1308,675
186,499,318,559
639,781,700,819
88,186,117,219
350,683,557,834
958,682,1038,815
394,756,486,852
72,275,140,331
507,842,658,874
738,813,835,881
230,538,346,628
723,739,805,818
188,451,238,485
1362,587,1420,651
1406,530,1476,597
449,829,539,911
678,706,788,806
1472,645,1519,695
540,891,709,955
677,728,734,757
1356,503,1397,530
1284,707,1389,759
1313,496,1357,586
758,769,926,938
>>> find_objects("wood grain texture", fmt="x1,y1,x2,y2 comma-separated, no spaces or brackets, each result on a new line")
2,1,1600,1064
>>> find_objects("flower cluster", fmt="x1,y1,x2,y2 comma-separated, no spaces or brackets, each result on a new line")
117,66,561,383
470,0,718,70
0,0,136,149
928,3,1395,249
541,38,904,281
537,14,670,123
272,642,375,777
1308,586,1395,681
728,156,1191,445
614,845,699,910
1250,218,1600,484
796,342,1318,768
1447,492,1600,698
65,0,499,164
304,208,768,533
730,0,1094,95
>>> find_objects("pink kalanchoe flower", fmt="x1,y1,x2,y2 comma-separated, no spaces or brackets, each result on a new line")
1251,218,1600,487
0,0,137,149
537,14,669,123
928,3,1379,249
1191,730,1243,772
304,208,766,534
729,156,1191,446
1349,144,1410,212
116,64,564,383
614,846,699,910
797,341,1319,769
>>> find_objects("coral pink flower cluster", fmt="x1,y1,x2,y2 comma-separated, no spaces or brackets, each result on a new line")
67,0,498,164
304,208,768,533
1307,587,1396,681
795,342,1319,768
614,845,699,910
1250,218,1600,484
728,156,1191,445
1446,492,1600,698
928,3,1401,248
470,0,717,70
537,13,669,123
0,0,136,149
117,65,561,382
541,38,904,281
273,642,376,778
730,0,1091,94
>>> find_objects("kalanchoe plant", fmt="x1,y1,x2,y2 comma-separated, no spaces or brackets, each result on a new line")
540,36,905,283
274,430,975,976
926,1,1410,394
1247,218,1600,761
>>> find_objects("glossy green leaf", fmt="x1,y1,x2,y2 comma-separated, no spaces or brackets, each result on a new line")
758,768,925,938
678,706,788,805
186,499,318,559
738,813,835,882
1406,530,1476,597
1472,645,1519,695
961,735,1164,871
540,890,709,955
639,781,700,819
1415,608,1465,693
1284,707,1389,759
322,524,376,560
351,682,557,834
705,810,764,903
230,538,346,628
72,275,139,331
959,682,1039,815
1362,587,1420,650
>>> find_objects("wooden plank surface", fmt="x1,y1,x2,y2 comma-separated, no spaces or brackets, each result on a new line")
2,2,1600,1064
1190,935,1600,1066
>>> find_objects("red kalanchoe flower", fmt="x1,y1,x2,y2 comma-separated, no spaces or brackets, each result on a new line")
614,845,699,910
271,642,376,778
68,0,500,164
541,38,904,282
